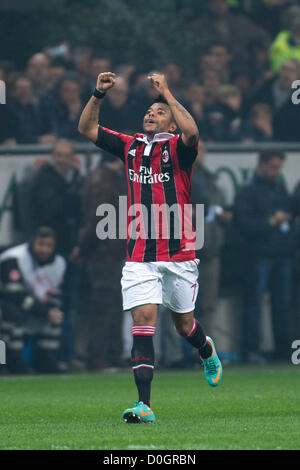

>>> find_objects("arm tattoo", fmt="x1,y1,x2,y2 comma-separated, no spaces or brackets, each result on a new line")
88,99,100,122
169,102,192,120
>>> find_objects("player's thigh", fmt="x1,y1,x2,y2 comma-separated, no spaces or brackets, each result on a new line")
121,261,162,314
162,260,199,314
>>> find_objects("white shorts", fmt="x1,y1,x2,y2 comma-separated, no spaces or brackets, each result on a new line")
121,259,200,314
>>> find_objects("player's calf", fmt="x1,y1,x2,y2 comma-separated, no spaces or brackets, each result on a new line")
177,318,213,359
123,324,156,423
179,319,223,387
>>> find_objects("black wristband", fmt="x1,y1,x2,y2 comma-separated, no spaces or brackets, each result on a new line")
93,88,106,99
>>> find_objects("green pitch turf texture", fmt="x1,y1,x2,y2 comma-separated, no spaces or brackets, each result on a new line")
0,365,299,450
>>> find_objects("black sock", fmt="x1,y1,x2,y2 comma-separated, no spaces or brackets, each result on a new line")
131,326,155,407
185,319,212,359
199,341,213,359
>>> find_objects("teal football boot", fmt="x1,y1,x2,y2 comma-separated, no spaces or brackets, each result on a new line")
201,336,223,387
122,401,155,424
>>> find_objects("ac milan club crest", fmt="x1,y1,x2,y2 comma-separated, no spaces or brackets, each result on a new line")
162,150,169,163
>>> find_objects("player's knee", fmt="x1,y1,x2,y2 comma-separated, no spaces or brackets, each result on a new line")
175,323,193,337
131,306,156,326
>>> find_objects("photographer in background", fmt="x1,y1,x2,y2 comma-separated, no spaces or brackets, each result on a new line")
0,227,65,374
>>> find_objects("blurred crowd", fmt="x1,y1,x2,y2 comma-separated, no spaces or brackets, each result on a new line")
1,0,300,145
1,0,300,374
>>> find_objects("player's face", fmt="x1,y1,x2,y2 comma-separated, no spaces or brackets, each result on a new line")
143,103,176,135
32,237,55,263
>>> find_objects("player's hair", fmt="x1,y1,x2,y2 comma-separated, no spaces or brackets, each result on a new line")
259,149,286,164
153,94,169,106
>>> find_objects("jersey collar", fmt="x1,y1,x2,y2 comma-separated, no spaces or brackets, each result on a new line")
135,132,175,144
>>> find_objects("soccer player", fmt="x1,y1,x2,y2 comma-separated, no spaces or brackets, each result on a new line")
78,72,222,423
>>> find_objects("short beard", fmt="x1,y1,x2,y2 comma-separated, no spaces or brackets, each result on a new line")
145,129,156,138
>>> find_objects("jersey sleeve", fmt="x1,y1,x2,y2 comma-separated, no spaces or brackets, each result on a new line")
176,135,198,171
95,126,133,162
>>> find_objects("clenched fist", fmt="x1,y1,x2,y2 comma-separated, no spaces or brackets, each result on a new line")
148,73,169,96
96,72,116,92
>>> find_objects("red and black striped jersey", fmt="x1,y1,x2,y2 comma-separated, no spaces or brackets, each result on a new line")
95,126,198,262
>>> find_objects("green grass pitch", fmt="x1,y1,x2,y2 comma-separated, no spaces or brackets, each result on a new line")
0,365,299,450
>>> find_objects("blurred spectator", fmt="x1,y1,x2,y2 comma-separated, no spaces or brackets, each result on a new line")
73,47,92,78
202,70,222,108
77,155,127,370
234,149,296,362
0,66,6,82
192,142,232,335
274,95,300,141
87,55,112,92
115,64,137,84
292,179,300,218
0,227,65,374
39,73,85,143
0,105,17,146
246,60,299,113
0,60,16,89
231,64,253,101
205,85,243,142
26,53,51,99
31,140,83,256
193,0,270,70
100,76,134,132
30,140,83,368
242,103,275,143
48,57,67,86
203,42,233,84
184,83,209,140
161,63,185,100
8,76,41,144
247,40,273,91
233,1,297,37
273,62,300,141
270,6,300,73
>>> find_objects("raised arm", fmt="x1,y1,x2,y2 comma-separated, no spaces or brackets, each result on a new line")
148,74,199,146
78,72,116,142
